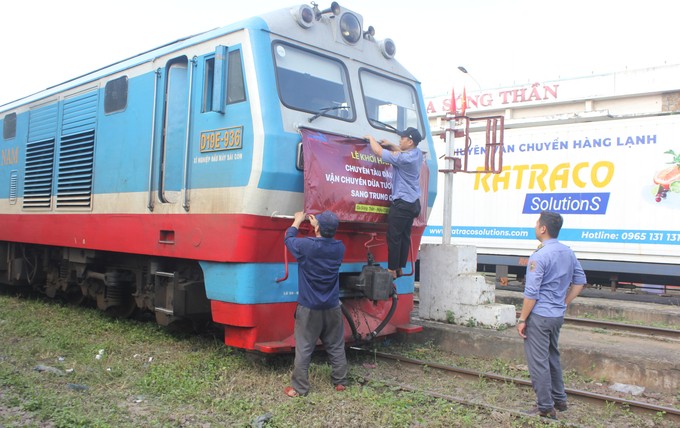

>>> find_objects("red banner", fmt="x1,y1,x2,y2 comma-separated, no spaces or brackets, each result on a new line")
302,128,428,225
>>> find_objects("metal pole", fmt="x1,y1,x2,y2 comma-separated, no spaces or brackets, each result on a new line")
442,116,454,245
457,66,483,91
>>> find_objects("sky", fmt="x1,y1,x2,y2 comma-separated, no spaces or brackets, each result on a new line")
2,0,679,106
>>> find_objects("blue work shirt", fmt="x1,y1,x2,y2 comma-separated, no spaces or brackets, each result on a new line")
524,239,587,318
382,148,423,203
284,227,345,310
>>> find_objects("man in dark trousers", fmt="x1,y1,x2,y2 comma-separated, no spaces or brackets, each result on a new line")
516,211,587,419
284,210,347,397
365,127,423,279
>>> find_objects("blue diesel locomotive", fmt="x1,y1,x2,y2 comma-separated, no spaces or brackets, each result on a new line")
0,2,437,352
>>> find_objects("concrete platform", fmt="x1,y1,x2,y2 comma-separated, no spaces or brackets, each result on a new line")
495,288,680,326
406,291,680,394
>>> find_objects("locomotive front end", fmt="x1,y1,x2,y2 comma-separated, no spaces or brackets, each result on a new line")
208,2,437,352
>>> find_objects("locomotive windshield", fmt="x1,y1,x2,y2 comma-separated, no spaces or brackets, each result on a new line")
361,70,421,133
274,42,354,121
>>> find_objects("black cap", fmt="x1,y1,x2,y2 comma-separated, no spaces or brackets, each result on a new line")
316,210,339,236
398,127,422,145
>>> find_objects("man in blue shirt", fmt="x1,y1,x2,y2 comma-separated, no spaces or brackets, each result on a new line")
517,211,587,419
284,210,347,397
366,127,423,279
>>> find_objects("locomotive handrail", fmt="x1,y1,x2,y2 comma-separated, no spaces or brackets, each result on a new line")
360,232,414,278
182,56,198,212
276,244,289,283
401,236,415,278
274,212,292,283
147,68,162,211
270,212,294,219
363,232,382,249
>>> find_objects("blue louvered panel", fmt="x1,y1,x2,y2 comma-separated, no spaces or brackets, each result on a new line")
23,138,55,209
28,104,58,142
57,90,97,209
57,130,94,208
24,103,58,209
62,90,98,135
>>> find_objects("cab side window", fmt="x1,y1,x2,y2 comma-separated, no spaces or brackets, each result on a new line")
3,113,16,140
203,47,246,113
227,50,245,104
104,76,128,114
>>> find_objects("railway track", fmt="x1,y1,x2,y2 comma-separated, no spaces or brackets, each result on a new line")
413,300,679,340
351,347,680,425
561,315,680,340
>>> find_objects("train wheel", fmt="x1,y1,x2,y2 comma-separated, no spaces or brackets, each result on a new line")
165,318,196,335
188,316,213,333
94,286,137,319
63,287,86,306
104,296,137,319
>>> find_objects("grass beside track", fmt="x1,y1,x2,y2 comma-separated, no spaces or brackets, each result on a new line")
0,292,510,428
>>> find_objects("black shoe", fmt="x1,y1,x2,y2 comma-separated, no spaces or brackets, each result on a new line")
522,406,557,419
554,401,568,412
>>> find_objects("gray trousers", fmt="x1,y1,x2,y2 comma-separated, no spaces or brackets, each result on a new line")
292,305,347,395
524,314,567,411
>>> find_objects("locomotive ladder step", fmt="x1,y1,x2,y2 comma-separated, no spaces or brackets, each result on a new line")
153,271,177,315
154,271,175,278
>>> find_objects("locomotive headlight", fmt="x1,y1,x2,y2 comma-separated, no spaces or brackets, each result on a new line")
339,13,361,44
379,38,396,59
293,4,315,28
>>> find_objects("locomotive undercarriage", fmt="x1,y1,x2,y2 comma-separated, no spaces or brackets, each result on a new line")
0,242,211,327
2,242,413,350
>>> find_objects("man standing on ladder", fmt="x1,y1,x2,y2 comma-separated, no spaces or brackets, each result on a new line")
366,128,423,279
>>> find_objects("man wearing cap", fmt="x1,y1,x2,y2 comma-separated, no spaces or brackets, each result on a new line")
365,127,423,279
283,210,347,397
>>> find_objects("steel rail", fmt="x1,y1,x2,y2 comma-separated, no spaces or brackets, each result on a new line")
417,300,678,339
378,381,583,427
351,348,680,424
509,310,680,340
562,316,680,340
